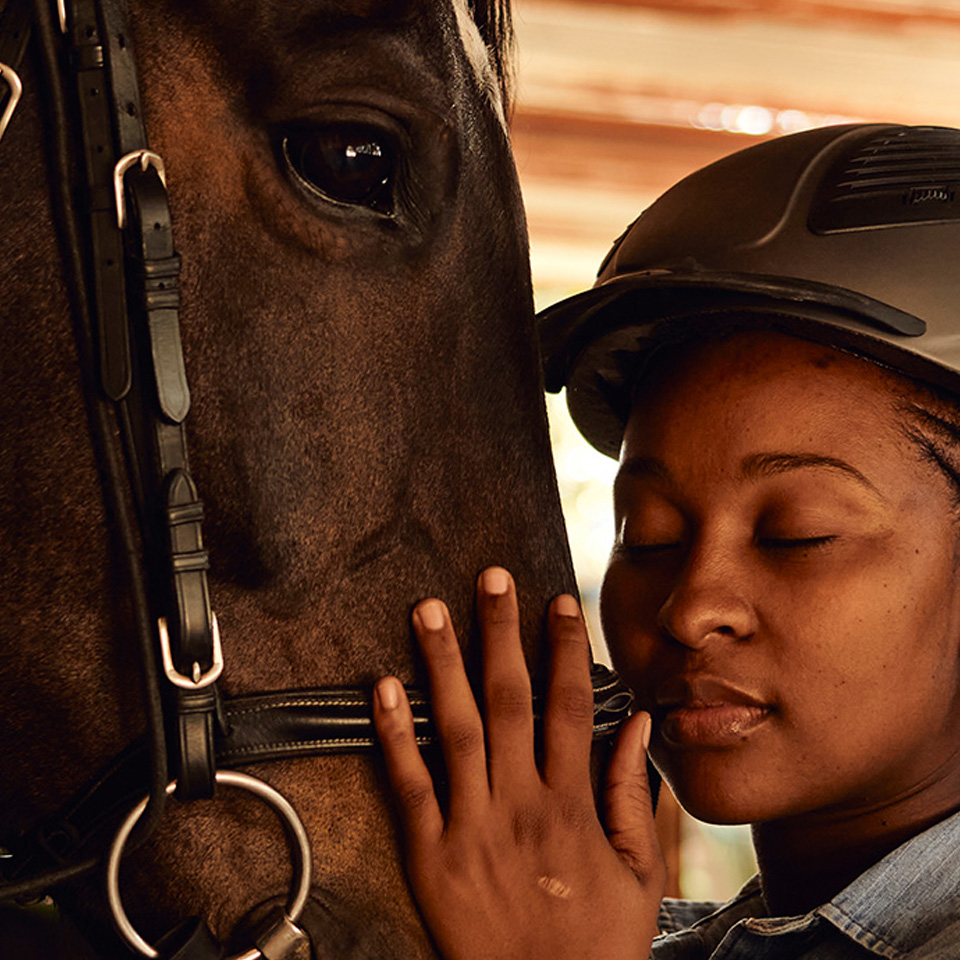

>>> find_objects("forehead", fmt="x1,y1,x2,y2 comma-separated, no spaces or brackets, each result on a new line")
623,330,911,461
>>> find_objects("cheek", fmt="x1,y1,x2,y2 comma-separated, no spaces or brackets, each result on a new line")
764,545,960,734
599,565,665,689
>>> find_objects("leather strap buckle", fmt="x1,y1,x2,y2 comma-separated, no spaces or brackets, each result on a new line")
159,614,223,690
0,62,22,144
114,149,166,229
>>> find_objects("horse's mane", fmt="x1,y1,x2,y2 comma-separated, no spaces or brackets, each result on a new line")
472,0,516,108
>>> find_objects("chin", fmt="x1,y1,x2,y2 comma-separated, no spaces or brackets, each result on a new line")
672,789,758,826
656,752,786,826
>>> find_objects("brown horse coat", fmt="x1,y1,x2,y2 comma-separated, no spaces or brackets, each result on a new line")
0,0,575,955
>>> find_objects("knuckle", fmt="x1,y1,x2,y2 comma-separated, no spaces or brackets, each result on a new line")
486,682,531,721
396,778,434,815
551,681,595,723
380,717,414,748
444,719,484,757
550,618,588,646
438,843,470,878
510,805,548,846
618,778,653,809
481,606,519,629
557,794,596,832
430,640,465,671
616,839,667,889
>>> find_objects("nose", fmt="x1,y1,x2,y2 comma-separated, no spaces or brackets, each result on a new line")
656,543,757,650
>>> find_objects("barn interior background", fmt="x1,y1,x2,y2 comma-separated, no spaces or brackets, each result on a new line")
512,0,960,899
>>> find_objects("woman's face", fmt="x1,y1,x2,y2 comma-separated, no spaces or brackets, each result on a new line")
601,330,960,825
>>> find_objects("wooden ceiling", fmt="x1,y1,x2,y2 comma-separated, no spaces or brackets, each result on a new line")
511,0,960,300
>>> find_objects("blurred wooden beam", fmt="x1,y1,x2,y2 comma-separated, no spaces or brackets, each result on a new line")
551,0,960,29
512,0,960,126
512,111,761,296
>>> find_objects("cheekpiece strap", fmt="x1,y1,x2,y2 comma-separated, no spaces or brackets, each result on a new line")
62,0,220,800
68,0,131,401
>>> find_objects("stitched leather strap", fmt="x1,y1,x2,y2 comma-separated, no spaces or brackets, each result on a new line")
69,0,131,401
217,665,634,763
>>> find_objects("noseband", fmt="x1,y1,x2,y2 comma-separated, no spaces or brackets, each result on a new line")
0,1,635,957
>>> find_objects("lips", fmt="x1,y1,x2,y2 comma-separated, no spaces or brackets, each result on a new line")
655,675,773,749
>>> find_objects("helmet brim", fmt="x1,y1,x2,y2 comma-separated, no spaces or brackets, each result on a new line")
539,270,943,459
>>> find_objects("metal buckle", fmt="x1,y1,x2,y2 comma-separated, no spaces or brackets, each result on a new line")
107,772,312,960
158,612,223,690
0,62,23,145
114,149,166,230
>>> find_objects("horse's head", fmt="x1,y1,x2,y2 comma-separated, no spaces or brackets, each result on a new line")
0,0,576,956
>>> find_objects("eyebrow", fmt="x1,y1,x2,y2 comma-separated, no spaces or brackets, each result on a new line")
616,452,881,495
739,453,880,493
616,456,673,484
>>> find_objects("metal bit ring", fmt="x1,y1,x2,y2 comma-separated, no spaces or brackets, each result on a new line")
106,771,312,959
0,62,23,145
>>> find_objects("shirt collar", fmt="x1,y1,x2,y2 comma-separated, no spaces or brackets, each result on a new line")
656,810,960,958
816,807,960,956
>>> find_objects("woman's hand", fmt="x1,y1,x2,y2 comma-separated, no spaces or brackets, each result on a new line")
373,566,664,960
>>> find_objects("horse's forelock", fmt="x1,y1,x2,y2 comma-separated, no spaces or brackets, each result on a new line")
467,0,516,111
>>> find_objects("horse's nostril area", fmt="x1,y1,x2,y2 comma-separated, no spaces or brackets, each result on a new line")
228,889,401,960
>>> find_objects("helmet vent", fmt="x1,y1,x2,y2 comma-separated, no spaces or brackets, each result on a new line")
808,126,960,233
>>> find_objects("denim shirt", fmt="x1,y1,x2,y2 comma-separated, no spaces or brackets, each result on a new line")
651,810,960,959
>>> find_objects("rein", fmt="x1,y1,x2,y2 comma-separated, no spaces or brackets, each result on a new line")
0,1,635,957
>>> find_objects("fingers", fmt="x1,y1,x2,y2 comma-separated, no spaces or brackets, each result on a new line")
373,677,444,845
542,594,594,793
477,568,537,793
604,711,662,880
413,598,490,818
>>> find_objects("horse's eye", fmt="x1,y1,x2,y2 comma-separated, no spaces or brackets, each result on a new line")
282,124,396,214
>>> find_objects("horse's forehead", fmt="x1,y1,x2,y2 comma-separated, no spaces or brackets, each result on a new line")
190,0,505,129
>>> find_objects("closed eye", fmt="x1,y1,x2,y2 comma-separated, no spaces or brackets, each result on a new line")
758,535,837,550
616,540,683,558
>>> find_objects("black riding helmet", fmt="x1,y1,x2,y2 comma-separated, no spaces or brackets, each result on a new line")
539,123,960,458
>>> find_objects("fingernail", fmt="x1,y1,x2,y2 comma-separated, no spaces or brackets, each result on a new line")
418,599,446,631
554,594,579,617
481,566,509,596
377,677,401,711
641,712,652,751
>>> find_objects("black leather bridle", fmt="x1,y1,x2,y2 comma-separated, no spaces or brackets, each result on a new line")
0,0,635,956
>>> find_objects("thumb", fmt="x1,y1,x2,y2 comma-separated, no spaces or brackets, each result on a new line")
603,711,662,880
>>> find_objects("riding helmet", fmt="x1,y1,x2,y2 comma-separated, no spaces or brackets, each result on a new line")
539,123,960,457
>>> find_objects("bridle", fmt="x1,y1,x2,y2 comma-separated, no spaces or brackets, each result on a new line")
0,1,636,957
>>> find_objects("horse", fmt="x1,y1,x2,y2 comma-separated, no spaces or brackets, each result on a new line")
0,0,582,955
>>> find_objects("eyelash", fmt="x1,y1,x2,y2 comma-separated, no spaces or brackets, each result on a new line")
617,535,837,561
617,541,682,558
757,535,837,550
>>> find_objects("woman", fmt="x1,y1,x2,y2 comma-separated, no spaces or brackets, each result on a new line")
372,123,960,958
